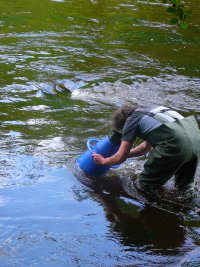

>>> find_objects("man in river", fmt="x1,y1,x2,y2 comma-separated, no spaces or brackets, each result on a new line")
92,105,200,189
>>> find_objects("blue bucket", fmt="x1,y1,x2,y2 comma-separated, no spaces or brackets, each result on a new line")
76,135,120,177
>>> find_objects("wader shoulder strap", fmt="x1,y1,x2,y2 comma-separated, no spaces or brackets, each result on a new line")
147,108,184,123
134,108,184,123
147,108,171,117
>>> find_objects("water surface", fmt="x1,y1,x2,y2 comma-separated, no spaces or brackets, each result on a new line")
0,0,200,266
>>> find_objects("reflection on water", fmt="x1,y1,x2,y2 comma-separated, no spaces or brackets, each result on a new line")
72,150,200,264
72,160,200,266
99,194,185,252
0,0,200,265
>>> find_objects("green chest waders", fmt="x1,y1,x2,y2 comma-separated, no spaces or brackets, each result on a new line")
140,115,200,188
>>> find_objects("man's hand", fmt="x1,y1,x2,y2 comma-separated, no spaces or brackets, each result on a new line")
128,141,151,158
92,141,133,166
92,153,105,165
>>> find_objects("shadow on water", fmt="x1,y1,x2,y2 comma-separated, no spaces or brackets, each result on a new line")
69,157,200,258
98,194,185,253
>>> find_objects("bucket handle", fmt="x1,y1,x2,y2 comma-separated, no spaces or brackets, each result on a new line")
87,138,120,169
87,138,100,153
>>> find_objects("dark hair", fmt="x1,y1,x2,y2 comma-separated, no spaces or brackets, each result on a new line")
112,104,138,132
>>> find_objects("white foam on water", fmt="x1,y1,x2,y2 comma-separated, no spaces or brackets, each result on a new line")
176,247,200,267
38,137,65,151
71,75,200,111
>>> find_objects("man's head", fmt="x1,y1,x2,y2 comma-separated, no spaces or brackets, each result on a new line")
112,104,138,132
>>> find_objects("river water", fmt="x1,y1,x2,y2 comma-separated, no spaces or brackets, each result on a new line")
0,0,200,266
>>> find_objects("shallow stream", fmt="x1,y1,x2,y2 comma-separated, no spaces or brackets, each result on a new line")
0,0,200,266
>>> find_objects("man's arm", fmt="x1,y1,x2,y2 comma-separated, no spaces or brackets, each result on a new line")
128,141,151,158
92,141,133,166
